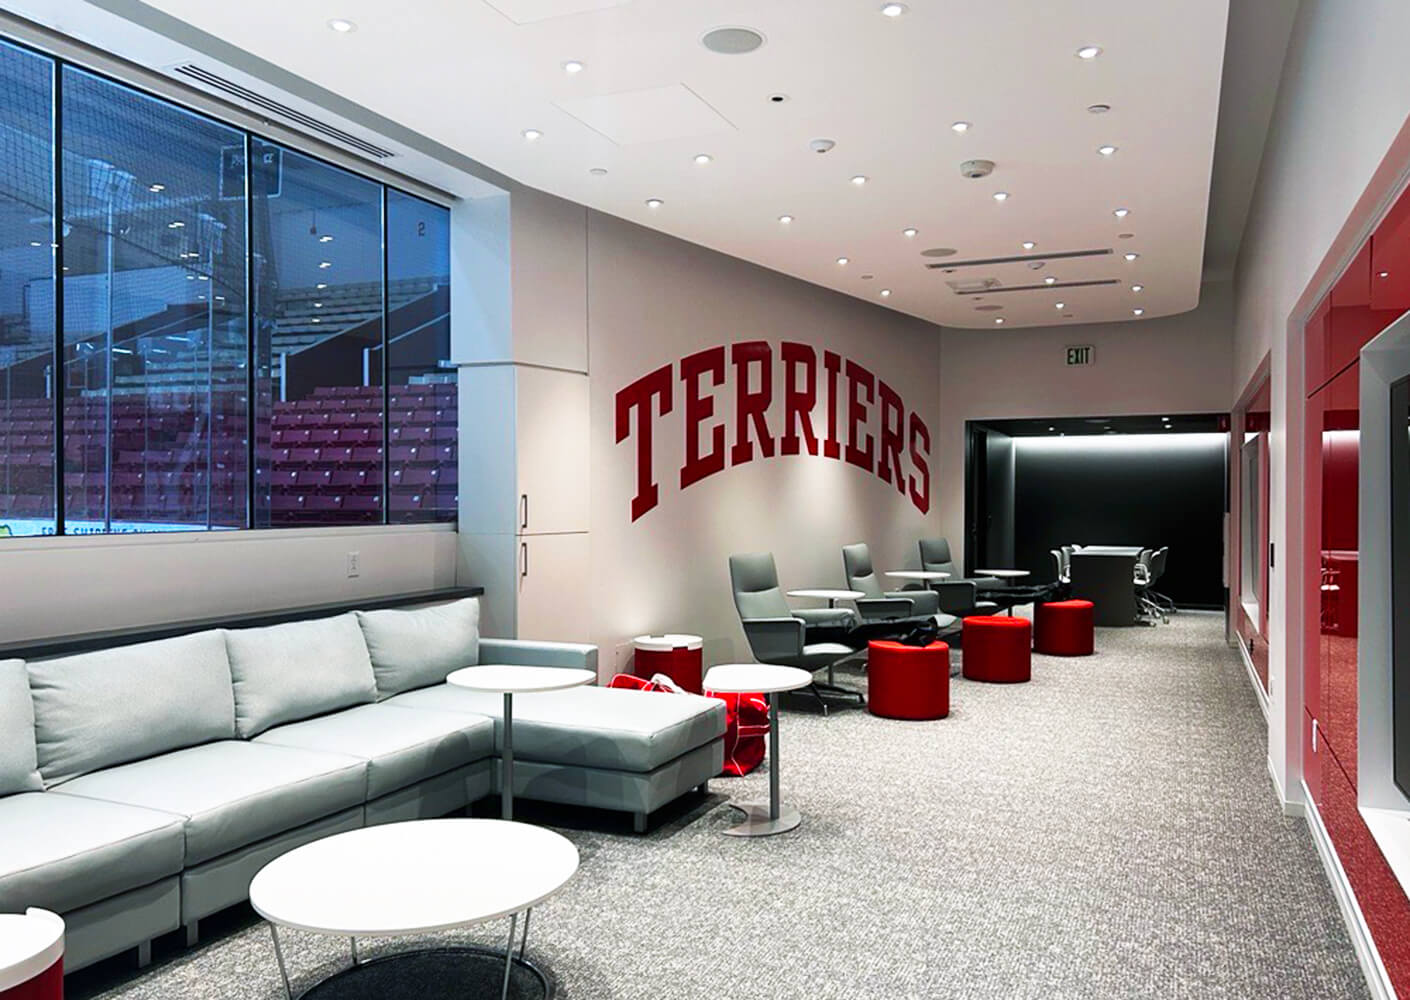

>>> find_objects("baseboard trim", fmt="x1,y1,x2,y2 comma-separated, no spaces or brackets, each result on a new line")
1271,758,1302,817
1301,780,1396,1000
1236,638,1271,720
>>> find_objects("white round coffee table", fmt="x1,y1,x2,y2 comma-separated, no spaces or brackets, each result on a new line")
703,663,813,837
975,569,1030,580
250,819,578,1000
884,570,952,582
786,588,865,608
447,665,595,821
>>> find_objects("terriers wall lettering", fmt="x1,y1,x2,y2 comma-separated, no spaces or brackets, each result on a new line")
615,340,931,521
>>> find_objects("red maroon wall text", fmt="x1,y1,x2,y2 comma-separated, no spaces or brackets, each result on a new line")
615,340,931,521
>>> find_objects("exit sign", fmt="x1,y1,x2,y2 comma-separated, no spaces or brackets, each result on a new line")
1065,345,1095,366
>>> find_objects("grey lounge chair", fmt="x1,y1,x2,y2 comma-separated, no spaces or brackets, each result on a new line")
917,537,1001,615
728,552,863,713
841,542,959,633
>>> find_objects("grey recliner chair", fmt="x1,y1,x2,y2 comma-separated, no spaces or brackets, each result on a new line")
728,552,863,713
841,542,959,634
917,537,1002,616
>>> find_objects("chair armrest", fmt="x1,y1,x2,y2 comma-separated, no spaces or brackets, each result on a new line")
856,597,914,621
932,581,978,614
886,589,939,616
479,638,598,672
794,607,857,628
741,617,806,663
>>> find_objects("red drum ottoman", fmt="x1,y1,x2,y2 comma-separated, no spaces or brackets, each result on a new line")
0,909,64,1000
1034,600,1095,656
632,634,704,693
866,640,950,719
961,616,1032,683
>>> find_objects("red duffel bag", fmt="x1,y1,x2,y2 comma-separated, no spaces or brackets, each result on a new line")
608,673,770,776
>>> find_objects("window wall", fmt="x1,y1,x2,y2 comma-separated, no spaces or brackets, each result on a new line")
0,37,454,539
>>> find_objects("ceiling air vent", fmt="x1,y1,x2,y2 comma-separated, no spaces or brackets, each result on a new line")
172,64,396,160
946,276,1003,295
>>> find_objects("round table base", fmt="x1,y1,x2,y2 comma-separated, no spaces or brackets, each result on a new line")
723,799,802,837
297,947,552,1000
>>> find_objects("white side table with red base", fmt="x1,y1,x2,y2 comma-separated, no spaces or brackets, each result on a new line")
0,909,64,1000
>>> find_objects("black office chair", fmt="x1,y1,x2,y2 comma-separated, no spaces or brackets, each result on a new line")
1148,547,1175,614
1134,549,1167,625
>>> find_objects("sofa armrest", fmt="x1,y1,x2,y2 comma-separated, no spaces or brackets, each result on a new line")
741,617,805,663
856,597,913,621
479,638,598,672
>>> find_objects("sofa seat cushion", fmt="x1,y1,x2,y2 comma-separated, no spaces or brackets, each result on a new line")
387,684,727,773
0,792,184,914
254,704,494,799
53,741,367,866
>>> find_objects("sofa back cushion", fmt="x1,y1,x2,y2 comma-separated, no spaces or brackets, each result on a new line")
28,631,235,787
224,613,377,737
0,659,42,796
355,598,480,698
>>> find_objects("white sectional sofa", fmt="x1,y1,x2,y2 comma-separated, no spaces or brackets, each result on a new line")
0,596,726,973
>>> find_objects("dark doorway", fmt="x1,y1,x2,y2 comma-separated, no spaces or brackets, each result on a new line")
964,414,1230,608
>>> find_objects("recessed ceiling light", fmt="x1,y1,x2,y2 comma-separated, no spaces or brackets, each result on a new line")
563,60,585,74
1044,276,1057,285
836,257,849,265
313,302,323,308
645,198,663,209
880,289,891,297
694,153,713,165
1133,308,1145,316
318,261,332,269
1055,302,1065,309
951,121,971,133
778,214,794,224
881,2,908,16
1131,284,1144,292
1097,145,1118,156
1379,271,1390,278
1088,103,1111,114
993,191,1009,201
1077,45,1102,59
148,183,165,193
522,129,542,141
318,234,334,243
1022,241,1035,250
327,18,356,32
850,175,869,186
903,227,918,238
589,167,608,176
1113,208,1129,218
316,282,328,290
1124,252,1139,261
1048,426,1056,431
995,317,1005,325
28,240,41,247
167,220,184,228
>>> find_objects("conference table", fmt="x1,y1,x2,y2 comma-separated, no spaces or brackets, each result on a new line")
1069,546,1145,625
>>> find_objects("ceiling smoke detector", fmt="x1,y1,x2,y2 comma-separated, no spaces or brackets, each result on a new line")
960,159,995,179
809,138,836,154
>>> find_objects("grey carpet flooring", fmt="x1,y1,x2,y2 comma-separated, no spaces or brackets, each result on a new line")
70,612,1368,1000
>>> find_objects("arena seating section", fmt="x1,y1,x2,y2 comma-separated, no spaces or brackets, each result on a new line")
0,382,457,530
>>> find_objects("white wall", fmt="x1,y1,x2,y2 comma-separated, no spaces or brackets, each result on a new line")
585,211,944,671
0,525,458,646
1230,0,1410,803
937,281,1235,569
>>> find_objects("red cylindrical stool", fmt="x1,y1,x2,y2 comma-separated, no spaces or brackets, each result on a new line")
961,616,1032,683
867,640,950,719
0,909,64,1000
1034,600,1095,656
632,634,703,693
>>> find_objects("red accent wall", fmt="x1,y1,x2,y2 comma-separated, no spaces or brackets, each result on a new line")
1303,184,1410,995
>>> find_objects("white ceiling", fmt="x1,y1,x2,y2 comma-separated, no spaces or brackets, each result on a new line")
49,0,1232,330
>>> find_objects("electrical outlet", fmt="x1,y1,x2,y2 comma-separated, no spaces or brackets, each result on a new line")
346,551,360,578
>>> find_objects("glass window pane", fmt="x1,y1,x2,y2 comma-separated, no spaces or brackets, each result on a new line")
0,41,56,538
386,190,453,524
60,67,248,534
251,141,384,527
